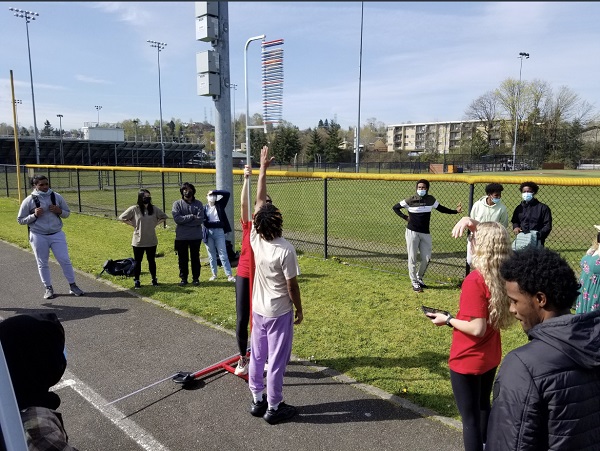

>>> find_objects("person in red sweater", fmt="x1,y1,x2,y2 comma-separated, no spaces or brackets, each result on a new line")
426,220,514,451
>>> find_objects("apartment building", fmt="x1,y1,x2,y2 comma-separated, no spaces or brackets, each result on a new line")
386,119,509,154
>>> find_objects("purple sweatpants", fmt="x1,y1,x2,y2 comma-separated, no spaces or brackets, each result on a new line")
249,310,294,407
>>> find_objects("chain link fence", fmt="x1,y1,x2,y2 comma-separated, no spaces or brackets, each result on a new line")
2,164,598,282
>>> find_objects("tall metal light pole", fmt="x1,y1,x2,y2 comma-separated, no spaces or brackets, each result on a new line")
10,7,40,164
132,119,139,166
355,2,364,173
56,114,63,164
512,52,529,170
13,99,22,135
94,105,102,126
231,83,237,151
147,40,167,167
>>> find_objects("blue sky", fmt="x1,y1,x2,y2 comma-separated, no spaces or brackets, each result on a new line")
2,2,599,132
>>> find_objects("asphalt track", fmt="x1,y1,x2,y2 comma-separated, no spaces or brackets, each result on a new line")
0,240,464,450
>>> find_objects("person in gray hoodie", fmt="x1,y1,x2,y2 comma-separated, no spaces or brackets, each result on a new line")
172,182,204,286
486,246,600,450
17,175,84,300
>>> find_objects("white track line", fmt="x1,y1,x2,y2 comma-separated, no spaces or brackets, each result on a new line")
55,370,171,451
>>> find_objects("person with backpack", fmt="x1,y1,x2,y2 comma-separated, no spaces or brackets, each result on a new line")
118,189,168,289
172,182,204,286
17,175,85,300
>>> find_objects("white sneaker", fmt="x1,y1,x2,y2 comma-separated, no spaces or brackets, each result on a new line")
227,275,236,282
234,356,249,376
44,286,55,299
209,275,217,281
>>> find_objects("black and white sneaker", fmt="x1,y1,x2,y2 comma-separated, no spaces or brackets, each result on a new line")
263,402,297,425
412,282,423,293
417,278,428,289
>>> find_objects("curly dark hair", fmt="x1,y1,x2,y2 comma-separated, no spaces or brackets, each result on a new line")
500,247,580,310
253,203,283,241
485,182,504,195
519,181,539,194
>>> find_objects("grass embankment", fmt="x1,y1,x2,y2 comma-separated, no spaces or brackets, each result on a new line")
0,197,528,419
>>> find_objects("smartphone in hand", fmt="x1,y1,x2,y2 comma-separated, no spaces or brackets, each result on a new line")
421,305,450,317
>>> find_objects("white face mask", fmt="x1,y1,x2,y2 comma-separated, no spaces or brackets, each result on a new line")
522,192,534,202
207,195,216,204
417,189,427,197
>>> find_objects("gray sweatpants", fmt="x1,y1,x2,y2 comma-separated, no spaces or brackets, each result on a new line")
29,230,76,287
405,228,432,283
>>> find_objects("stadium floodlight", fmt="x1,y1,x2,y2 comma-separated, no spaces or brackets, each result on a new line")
9,7,40,164
512,52,530,170
147,40,167,167
94,105,102,126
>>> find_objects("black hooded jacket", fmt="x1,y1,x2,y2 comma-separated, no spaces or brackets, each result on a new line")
511,198,552,245
487,310,600,450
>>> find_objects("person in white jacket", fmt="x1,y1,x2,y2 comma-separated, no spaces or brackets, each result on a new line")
466,183,508,275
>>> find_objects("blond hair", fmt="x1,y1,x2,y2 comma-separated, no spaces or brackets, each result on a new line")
471,222,514,330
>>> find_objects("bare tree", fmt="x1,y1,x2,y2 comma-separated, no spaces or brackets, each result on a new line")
465,91,499,147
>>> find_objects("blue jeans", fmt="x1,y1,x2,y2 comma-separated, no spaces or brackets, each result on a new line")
204,227,232,277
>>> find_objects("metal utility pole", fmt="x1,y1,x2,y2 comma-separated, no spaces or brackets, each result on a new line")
148,40,167,167
355,2,364,173
10,7,40,164
56,114,63,164
512,52,529,170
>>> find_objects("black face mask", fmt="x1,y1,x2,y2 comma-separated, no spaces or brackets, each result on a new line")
183,191,193,198
143,197,151,204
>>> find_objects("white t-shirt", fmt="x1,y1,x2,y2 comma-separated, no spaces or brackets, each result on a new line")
250,226,300,318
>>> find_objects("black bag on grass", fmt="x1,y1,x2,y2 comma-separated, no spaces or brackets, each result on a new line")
98,258,137,278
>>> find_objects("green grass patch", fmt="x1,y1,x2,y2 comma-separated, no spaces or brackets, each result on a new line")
0,196,530,419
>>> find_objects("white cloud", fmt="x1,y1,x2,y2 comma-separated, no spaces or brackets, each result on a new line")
75,74,112,85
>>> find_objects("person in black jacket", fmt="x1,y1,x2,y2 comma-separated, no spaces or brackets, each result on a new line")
510,181,552,246
486,247,600,451
393,179,462,292
203,189,235,282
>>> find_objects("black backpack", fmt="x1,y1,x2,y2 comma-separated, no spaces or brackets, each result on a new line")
97,258,137,278
28,192,57,235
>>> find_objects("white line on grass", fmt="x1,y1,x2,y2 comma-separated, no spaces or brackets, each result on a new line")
55,370,171,451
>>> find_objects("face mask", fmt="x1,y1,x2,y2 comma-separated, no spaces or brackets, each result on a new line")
183,190,193,198
522,192,534,202
143,197,151,204
416,189,427,197
491,197,501,204
207,195,216,203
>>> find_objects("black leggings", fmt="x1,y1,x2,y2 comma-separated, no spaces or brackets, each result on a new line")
234,276,251,356
450,367,497,451
133,245,157,280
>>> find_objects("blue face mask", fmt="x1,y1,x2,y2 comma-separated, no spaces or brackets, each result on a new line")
491,197,501,204
522,192,534,202
417,189,427,197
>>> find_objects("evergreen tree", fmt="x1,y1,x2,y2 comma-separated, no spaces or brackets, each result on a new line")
271,124,302,164
42,120,53,137
324,118,329,129
318,119,324,128
324,121,342,163
306,128,324,163
250,129,268,163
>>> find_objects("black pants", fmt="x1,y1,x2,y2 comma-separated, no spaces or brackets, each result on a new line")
132,245,157,280
174,239,201,281
234,275,251,356
450,367,497,451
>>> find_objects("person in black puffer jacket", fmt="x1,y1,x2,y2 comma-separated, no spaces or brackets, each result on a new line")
487,247,600,451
